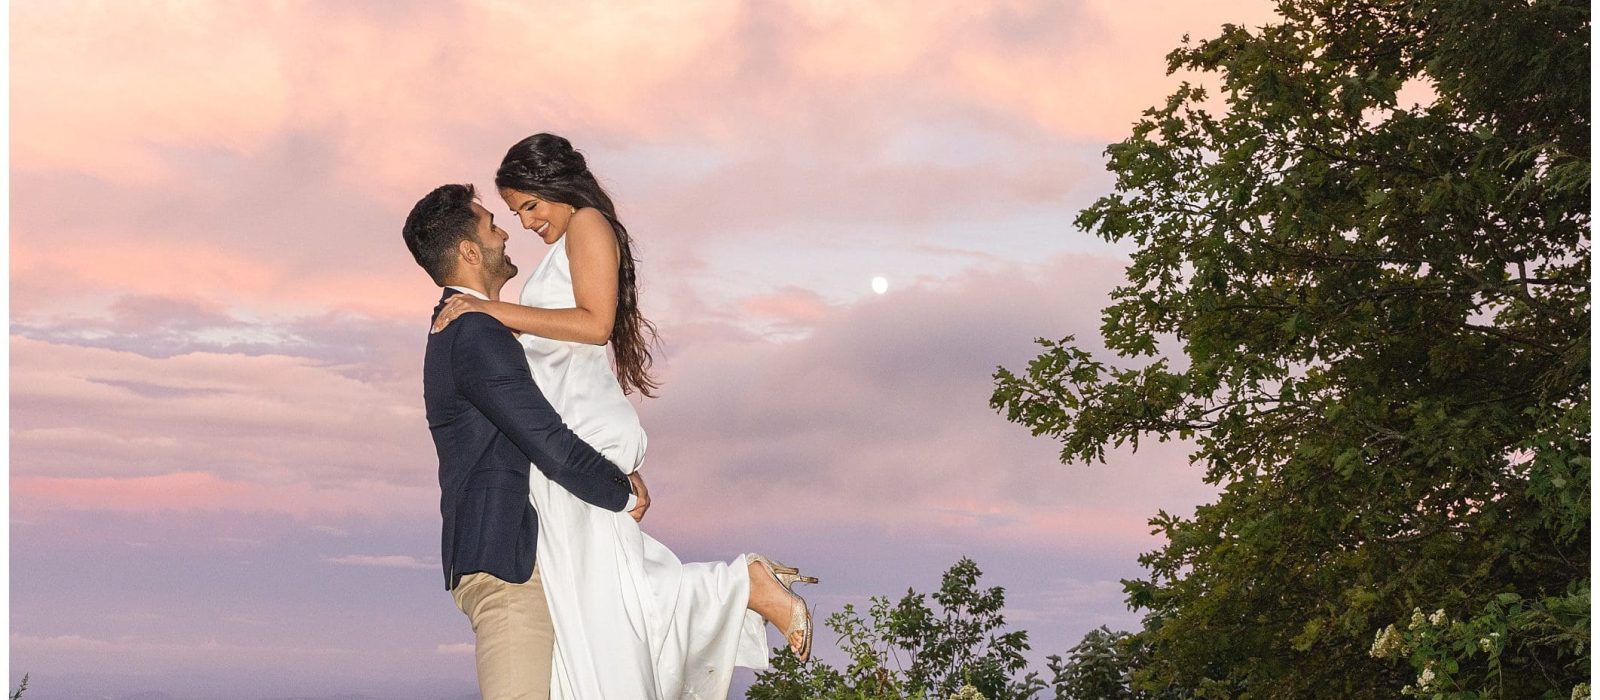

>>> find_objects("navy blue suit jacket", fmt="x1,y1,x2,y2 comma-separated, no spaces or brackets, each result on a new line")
424,288,632,590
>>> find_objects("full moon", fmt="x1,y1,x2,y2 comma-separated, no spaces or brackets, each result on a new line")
871,276,889,295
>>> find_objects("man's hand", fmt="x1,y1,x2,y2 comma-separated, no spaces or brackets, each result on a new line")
626,471,650,522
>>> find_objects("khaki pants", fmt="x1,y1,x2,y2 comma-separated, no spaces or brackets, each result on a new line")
451,565,555,700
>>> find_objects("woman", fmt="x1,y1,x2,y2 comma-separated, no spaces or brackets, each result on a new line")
431,133,815,699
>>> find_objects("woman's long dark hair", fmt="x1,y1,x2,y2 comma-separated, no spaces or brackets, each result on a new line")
496,133,661,397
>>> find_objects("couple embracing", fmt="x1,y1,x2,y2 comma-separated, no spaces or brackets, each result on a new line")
402,133,817,699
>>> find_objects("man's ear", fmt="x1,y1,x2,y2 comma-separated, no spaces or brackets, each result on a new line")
457,238,481,266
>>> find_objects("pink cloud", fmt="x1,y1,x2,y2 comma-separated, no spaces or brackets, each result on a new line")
739,286,834,327
10,0,1285,333
943,0,1284,140
321,554,436,569
13,1,1278,194
633,254,1218,553
10,333,435,491
11,3,295,181
12,471,431,519
623,150,1096,239
11,238,437,321
9,631,358,659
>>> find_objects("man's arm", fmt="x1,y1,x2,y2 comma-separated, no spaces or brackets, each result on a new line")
451,314,633,512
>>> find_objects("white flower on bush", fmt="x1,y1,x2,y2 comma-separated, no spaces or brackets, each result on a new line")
1427,609,1446,626
1573,682,1590,700
949,684,987,700
1417,662,1437,691
1369,625,1404,658
1408,607,1426,630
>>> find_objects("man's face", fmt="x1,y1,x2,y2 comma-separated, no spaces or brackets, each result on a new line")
469,202,518,283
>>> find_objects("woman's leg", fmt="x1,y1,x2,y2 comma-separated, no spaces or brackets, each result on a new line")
746,559,808,655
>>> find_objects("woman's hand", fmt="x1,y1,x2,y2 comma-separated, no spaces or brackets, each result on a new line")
431,294,493,334
626,471,650,522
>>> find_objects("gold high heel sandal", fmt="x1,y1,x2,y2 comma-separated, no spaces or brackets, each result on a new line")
750,553,820,589
749,553,819,662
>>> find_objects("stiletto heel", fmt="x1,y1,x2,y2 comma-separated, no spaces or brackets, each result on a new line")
748,553,817,662
748,554,821,589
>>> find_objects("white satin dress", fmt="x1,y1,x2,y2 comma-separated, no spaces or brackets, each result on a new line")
518,234,769,699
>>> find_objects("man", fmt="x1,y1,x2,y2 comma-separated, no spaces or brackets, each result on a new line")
402,183,649,700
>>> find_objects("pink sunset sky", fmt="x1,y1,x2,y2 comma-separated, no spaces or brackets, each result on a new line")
10,1,1282,697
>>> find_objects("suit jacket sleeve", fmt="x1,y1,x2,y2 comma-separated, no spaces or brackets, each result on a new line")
450,314,632,512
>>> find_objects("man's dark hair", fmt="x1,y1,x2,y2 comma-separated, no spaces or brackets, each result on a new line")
402,183,479,286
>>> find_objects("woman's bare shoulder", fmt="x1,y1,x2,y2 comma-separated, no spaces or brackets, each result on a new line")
565,208,619,258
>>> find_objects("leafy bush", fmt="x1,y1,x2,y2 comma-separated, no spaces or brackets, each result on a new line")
749,560,1180,700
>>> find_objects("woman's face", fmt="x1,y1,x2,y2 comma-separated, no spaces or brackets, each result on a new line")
499,188,574,245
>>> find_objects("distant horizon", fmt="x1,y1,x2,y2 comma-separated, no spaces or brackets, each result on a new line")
10,1,1279,697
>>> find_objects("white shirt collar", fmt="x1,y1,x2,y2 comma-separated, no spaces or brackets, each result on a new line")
445,285,489,301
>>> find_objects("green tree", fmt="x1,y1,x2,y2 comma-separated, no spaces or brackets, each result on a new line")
748,558,1042,700
1043,626,1180,700
1043,626,1145,696
991,0,1588,697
